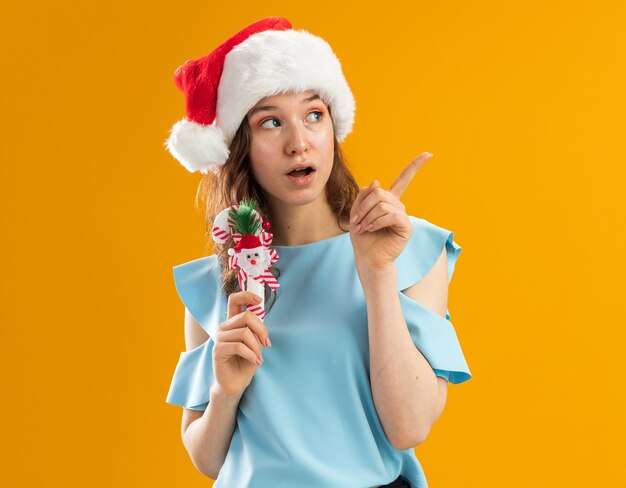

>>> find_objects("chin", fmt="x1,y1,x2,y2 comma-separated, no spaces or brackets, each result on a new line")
263,183,323,206
283,189,325,207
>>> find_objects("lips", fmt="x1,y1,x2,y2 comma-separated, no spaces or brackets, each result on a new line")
286,162,316,176
287,167,314,177
286,167,316,186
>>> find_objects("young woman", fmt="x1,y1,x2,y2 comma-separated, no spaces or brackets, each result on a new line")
165,17,472,488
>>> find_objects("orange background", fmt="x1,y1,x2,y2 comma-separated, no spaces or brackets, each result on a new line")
2,1,624,486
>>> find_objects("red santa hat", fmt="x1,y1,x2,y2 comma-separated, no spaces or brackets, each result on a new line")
164,16,356,174
234,234,263,252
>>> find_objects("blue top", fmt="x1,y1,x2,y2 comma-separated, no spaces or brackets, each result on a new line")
166,215,472,488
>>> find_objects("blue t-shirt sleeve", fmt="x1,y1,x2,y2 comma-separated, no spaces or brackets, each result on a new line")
165,256,226,411
394,216,472,384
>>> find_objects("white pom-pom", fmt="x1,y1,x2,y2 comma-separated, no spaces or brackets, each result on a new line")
164,119,230,174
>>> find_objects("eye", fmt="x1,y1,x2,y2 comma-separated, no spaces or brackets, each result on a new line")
260,118,280,129
306,111,323,122
254,253,259,257
246,254,251,259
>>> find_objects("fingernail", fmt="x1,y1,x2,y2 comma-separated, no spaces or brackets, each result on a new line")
266,337,272,347
350,214,358,223
254,295,262,302
356,224,362,233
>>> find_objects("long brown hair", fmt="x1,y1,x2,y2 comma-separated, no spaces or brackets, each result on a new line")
194,108,359,309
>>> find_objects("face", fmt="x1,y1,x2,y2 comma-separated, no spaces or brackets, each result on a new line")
246,89,335,210
238,247,271,277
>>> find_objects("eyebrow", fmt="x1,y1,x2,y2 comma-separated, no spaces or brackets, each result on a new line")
248,94,321,118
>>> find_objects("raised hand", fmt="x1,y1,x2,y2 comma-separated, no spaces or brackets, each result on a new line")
348,152,433,270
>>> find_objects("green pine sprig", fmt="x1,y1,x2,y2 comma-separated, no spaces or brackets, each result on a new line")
229,198,262,235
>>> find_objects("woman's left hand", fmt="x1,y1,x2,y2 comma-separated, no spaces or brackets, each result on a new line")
349,152,433,270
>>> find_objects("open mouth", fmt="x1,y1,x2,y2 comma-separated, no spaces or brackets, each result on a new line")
287,167,315,177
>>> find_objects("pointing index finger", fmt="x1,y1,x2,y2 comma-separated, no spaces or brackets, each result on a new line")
389,152,433,198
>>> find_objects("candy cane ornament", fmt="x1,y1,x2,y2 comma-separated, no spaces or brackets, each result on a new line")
211,198,279,320
211,206,235,244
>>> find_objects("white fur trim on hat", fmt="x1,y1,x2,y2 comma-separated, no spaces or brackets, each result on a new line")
217,29,356,147
165,119,230,174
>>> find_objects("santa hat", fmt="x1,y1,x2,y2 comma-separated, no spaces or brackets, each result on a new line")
234,234,263,252
164,16,356,174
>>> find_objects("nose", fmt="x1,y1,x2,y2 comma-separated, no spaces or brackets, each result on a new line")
251,259,257,265
286,123,310,155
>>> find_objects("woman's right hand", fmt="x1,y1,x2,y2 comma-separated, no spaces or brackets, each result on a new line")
212,291,271,397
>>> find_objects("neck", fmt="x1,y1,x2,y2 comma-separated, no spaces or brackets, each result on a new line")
265,194,348,246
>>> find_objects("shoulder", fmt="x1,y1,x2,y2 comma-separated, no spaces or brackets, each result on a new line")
172,254,227,337
173,254,220,280
393,216,473,384
184,307,210,351
395,215,462,318
395,216,461,284
402,245,448,318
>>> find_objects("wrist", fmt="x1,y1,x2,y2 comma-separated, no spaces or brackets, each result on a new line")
356,263,397,292
210,383,245,404
356,261,396,279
